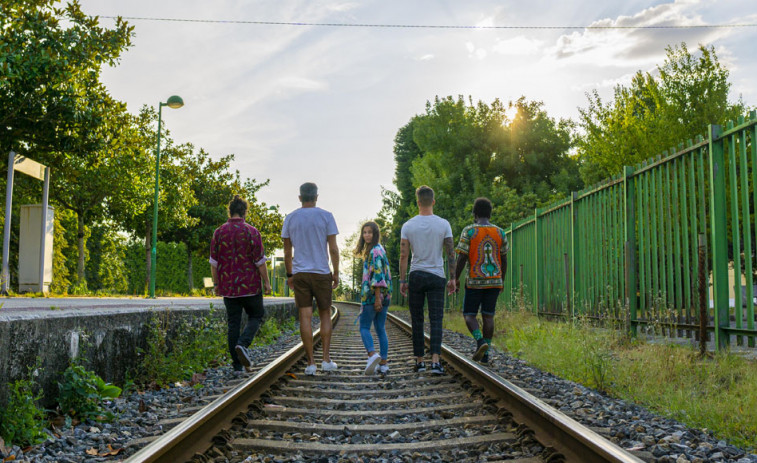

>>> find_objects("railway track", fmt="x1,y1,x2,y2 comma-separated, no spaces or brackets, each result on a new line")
126,302,643,463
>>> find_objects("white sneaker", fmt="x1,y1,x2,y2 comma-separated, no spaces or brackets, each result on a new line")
304,364,317,376
364,353,381,375
322,360,338,372
377,364,389,374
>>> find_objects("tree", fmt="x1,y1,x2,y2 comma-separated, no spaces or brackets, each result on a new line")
49,84,144,285
404,96,578,234
0,0,132,157
577,43,747,184
108,107,197,293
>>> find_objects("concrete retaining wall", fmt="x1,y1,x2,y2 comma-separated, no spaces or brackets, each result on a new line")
0,298,296,407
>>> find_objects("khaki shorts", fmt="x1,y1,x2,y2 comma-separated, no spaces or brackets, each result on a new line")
292,272,333,312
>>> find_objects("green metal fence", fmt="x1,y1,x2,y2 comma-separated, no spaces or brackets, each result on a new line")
502,112,757,350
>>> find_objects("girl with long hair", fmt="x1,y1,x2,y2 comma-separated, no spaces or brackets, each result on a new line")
354,221,392,375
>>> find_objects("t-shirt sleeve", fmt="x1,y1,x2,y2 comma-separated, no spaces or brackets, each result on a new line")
400,222,408,240
281,215,290,239
444,220,453,239
326,212,338,236
370,246,389,289
500,229,509,254
209,228,220,266
250,226,267,266
455,227,470,255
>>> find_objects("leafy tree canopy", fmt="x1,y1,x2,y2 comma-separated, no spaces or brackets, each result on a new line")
577,43,747,184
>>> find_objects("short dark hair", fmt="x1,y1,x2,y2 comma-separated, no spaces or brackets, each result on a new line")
473,197,492,219
415,185,434,207
299,182,318,202
228,195,248,217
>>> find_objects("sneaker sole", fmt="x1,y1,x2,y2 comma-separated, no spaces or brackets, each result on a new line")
472,343,489,362
235,346,252,367
364,356,381,375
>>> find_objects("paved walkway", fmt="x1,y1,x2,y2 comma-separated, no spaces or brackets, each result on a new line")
0,296,293,320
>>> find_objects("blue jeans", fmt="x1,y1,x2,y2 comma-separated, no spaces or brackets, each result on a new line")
359,296,390,359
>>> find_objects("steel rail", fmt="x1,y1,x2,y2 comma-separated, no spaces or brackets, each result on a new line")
125,306,340,463
380,302,643,463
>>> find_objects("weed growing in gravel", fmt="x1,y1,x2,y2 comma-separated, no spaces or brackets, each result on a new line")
58,364,122,422
0,364,48,447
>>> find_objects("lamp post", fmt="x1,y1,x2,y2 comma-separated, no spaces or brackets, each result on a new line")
149,95,184,298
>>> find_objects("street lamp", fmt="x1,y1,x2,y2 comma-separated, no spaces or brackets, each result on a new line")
149,95,184,298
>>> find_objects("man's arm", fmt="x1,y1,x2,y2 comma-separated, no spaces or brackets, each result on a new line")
444,237,457,293
399,238,410,297
283,238,293,286
257,262,272,295
454,253,467,281
327,234,340,289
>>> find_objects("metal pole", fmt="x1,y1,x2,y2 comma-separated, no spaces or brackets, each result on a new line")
2,151,15,294
149,103,164,298
38,167,50,293
698,234,708,356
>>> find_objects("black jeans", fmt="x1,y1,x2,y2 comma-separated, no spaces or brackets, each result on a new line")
224,294,265,368
408,270,446,357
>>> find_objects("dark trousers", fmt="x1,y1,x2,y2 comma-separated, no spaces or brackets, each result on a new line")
408,270,446,357
224,294,265,368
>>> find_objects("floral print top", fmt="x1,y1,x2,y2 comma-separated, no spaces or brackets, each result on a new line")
360,244,392,305
209,217,267,297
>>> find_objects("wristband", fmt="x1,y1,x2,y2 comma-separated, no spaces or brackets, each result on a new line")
286,273,293,278
399,280,407,284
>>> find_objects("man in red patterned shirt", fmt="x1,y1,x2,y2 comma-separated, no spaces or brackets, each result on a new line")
210,195,272,372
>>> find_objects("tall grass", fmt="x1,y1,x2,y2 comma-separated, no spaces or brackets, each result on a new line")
443,307,757,451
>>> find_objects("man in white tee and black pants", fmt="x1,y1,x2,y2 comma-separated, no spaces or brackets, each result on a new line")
399,185,456,374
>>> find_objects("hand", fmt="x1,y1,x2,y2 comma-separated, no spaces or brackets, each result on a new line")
374,298,383,312
332,273,339,289
446,279,457,295
400,282,408,297
264,282,272,295
286,276,293,288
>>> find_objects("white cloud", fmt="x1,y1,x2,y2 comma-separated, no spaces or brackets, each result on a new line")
418,54,435,61
492,36,543,56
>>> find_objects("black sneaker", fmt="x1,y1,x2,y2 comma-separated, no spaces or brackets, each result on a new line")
430,362,445,375
415,361,426,372
235,345,252,368
472,338,489,361
479,351,489,364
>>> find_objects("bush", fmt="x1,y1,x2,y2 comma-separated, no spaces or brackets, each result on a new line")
57,364,122,421
0,371,48,447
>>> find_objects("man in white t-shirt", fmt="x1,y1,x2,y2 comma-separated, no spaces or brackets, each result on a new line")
399,185,456,375
282,182,340,376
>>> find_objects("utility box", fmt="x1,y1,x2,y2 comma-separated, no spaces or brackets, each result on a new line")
18,205,54,292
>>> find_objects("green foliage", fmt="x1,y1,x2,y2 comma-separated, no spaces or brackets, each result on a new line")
123,241,212,295
0,369,48,447
0,0,133,156
577,43,747,184
137,309,228,387
86,224,128,293
57,364,121,422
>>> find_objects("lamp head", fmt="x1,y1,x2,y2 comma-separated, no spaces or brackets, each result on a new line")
166,95,184,109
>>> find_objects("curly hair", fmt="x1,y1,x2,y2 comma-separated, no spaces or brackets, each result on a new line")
228,195,248,217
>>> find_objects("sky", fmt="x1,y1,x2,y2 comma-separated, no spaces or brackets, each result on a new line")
78,0,757,248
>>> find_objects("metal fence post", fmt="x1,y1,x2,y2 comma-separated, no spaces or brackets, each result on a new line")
570,192,579,319
534,208,542,314
623,166,638,337
707,124,729,350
